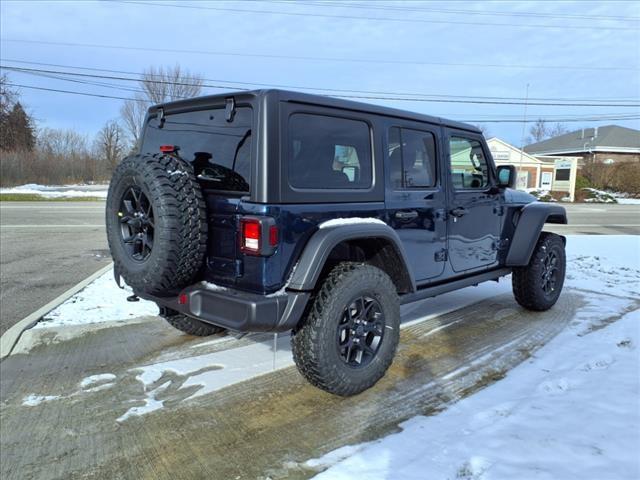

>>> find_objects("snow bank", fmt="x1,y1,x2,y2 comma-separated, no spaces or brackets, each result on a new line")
0,183,108,198
310,235,640,480
311,309,639,480
34,268,158,328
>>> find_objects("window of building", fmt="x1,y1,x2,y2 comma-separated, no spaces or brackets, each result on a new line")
555,168,570,181
449,136,489,189
388,127,437,189
288,113,372,189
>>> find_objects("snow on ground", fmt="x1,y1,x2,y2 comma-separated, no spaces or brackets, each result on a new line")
34,268,157,328
22,394,61,407
309,236,640,480
0,183,108,198
582,188,640,204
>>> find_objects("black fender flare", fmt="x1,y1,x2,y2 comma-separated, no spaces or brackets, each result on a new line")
505,202,567,266
287,223,416,292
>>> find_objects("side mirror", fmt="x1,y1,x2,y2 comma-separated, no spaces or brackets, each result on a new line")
496,165,517,189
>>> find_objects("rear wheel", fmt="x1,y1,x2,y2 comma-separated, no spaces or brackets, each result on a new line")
512,232,566,311
291,262,400,396
106,154,207,295
162,310,226,337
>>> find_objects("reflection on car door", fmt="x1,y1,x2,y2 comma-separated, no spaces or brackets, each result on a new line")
446,130,502,273
385,125,447,282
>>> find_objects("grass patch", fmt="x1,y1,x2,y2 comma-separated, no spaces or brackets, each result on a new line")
0,193,105,202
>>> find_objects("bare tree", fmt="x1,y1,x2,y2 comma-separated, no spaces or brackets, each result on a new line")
94,120,127,174
527,119,570,145
527,119,548,144
120,98,148,148
548,122,569,138
139,64,203,103
120,65,203,147
473,123,491,138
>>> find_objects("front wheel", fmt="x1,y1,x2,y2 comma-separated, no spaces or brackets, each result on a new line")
291,262,400,396
512,232,566,311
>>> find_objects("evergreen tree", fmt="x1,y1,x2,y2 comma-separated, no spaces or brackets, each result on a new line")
4,102,35,151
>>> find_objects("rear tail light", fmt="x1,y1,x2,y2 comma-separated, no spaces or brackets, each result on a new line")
240,217,278,256
160,144,179,154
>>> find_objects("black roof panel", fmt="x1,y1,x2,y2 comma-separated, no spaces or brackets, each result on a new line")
150,89,480,133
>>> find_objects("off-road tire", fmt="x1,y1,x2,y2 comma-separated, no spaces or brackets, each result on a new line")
163,312,225,336
512,232,566,311
291,262,400,396
106,154,207,295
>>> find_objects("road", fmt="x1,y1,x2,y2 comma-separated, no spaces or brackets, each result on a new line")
0,201,637,335
0,202,109,336
547,203,640,235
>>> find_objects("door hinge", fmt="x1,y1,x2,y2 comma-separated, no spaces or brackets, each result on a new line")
434,249,448,262
494,238,510,250
494,205,505,216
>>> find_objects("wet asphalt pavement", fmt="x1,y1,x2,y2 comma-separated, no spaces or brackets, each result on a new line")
1,291,612,480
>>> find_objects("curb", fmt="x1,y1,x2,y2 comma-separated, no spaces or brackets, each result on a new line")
0,263,114,360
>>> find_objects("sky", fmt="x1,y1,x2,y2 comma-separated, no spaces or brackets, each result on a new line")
1,0,639,146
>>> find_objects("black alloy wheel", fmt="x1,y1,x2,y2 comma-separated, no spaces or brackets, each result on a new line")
119,185,154,262
541,250,559,296
337,295,385,368
512,232,566,312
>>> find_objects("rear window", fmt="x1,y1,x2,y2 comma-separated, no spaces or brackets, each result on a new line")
288,113,372,189
141,106,252,193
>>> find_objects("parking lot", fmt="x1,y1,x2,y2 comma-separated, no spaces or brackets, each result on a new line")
1,288,588,480
1,201,639,479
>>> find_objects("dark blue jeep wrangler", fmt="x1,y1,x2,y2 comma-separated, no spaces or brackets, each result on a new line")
106,89,567,396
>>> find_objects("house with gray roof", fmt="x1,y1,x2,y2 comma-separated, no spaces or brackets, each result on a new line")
524,125,640,164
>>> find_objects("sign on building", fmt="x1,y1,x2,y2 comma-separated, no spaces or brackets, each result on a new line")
553,158,578,202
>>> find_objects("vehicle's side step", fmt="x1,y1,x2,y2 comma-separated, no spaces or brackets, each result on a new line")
400,268,512,305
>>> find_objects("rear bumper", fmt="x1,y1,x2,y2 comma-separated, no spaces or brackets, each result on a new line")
139,285,310,333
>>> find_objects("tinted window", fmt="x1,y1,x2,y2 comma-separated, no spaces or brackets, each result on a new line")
288,113,372,189
388,127,437,189
449,136,489,189
141,107,252,192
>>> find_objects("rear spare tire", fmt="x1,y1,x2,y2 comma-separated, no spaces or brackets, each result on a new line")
106,154,207,295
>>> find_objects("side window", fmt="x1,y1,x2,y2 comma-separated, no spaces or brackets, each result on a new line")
388,127,437,189
288,113,372,189
449,136,489,189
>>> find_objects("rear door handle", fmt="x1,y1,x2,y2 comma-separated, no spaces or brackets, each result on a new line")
395,210,419,220
450,207,468,218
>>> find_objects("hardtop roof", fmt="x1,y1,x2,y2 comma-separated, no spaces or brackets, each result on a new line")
149,89,481,134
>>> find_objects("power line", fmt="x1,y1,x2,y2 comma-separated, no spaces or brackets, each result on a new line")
113,0,640,31
2,38,636,72
266,1,640,22
4,58,637,102
5,82,135,101
4,65,640,108
6,81,640,124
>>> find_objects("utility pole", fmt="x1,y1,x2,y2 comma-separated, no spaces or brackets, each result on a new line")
518,83,530,189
